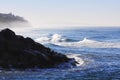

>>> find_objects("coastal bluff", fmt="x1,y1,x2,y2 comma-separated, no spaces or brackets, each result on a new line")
0,28,76,70
0,13,27,23
0,13,30,28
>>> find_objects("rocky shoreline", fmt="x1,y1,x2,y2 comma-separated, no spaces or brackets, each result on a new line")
0,28,76,70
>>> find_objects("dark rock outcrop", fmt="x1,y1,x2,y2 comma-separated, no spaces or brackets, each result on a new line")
0,28,76,70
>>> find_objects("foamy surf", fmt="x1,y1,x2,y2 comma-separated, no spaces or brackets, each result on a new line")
35,34,120,48
66,54,90,66
1,28,120,80
35,34,73,43
55,38,120,48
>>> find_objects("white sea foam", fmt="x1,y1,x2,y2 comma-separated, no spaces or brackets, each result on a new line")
35,37,50,42
35,34,120,48
55,38,120,48
66,54,85,66
35,34,67,43
51,34,67,42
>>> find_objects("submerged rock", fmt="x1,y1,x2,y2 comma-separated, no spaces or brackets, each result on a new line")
0,28,76,70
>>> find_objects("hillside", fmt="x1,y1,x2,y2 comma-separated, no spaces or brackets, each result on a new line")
0,13,30,28
0,13,27,23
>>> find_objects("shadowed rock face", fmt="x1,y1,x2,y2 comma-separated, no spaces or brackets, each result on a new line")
0,28,76,70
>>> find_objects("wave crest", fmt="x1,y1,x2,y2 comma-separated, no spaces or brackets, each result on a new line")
57,38,120,48
35,34,120,48
35,34,72,43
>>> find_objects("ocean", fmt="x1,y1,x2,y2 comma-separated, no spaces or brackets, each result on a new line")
0,27,120,80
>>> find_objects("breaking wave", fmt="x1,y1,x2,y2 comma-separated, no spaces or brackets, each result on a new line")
35,34,73,43
66,54,91,66
35,34,120,48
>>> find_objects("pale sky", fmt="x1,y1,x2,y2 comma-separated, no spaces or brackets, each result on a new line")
0,0,120,28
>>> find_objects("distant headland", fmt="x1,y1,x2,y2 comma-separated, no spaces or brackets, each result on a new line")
0,13,30,28
0,13,27,23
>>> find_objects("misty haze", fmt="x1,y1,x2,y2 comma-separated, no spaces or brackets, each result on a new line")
0,0,120,80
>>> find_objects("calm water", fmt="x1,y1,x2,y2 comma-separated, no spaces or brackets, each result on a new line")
0,27,120,80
